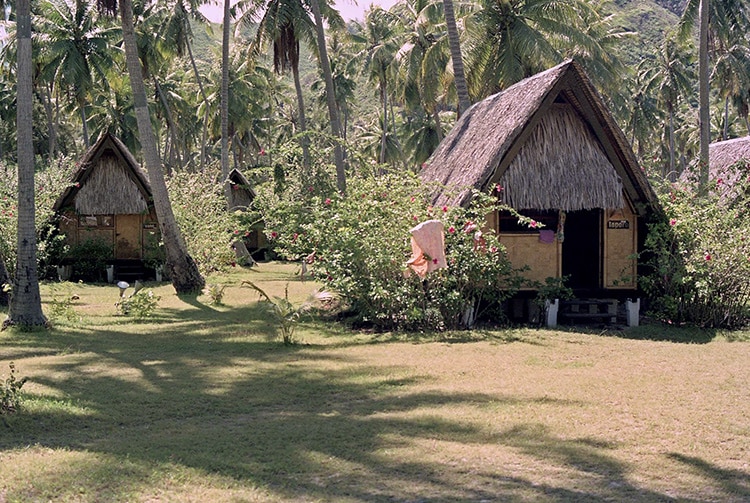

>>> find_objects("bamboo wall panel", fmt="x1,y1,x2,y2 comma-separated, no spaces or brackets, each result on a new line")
604,204,637,288
499,233,561,285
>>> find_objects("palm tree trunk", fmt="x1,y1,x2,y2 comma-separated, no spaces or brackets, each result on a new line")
4,0,46,329
309,0,346,193
79,96,90,148
723,97,729,140
221,0,232,204
443,0,471,116
39,82,57,158
668,108,675,177
186,32,210,171
380,78,388,164
698,0,710,193
119,0,204,294
154,78,183,171
291,63,311,174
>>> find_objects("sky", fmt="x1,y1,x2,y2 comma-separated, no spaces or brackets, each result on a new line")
199,0,399,23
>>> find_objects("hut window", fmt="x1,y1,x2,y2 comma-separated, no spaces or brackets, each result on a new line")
499,210,558,233
78,215,114,228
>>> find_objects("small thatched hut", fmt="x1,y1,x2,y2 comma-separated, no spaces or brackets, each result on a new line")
227,168,256,211
53,133,159,274
422,60,658,298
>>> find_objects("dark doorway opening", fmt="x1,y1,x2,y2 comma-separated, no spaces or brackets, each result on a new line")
562,209,601,290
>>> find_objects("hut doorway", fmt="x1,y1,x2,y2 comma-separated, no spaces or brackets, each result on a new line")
115,214,142,259
562,209,601,290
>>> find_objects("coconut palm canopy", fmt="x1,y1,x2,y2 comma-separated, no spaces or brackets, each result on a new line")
421,60,657,214
53,132,152,215
710,136,750,174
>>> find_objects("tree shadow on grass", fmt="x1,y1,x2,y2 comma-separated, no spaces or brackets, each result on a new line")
2,302,747,502
668,453,750,501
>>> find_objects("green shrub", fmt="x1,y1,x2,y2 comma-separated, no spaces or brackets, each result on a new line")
66,238,112,282
641,166,750,328
167,167,237,276
257,171,526,330
1,362,27,425
116,289,161,318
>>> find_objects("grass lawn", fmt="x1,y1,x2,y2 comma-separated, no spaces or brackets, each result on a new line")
1,262,749,502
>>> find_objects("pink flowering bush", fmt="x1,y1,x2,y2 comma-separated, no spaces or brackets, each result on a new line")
641,164,750,328
257,172,526,330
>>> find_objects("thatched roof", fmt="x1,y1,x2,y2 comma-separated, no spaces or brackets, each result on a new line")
53,133,152,215
421,60,657,215
227,168,256,211
710,136,750,174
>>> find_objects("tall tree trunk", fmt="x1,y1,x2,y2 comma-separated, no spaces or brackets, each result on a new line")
698,0,710,192
291,62,311,175
79,96,90,148
221,0,232,205
4,0,47,329
723,97,729,140
443,0,470,116
186,33,210,171
119,0,204,294
379,78,387,164
668,107,675,178
39,82,57,158
309,0,346,193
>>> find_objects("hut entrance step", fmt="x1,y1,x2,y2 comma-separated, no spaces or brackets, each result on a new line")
113,260,147,283
559,299,618,325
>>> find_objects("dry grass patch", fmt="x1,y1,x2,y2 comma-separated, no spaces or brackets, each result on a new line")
1,262,749,502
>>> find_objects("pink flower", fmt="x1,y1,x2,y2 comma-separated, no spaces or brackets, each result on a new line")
292,233,298,242
442,205,448,213
669,218,677,226
325,198,332,205
270,231,278,239
74,182,80,188
490,246,498,253
432,258,438,264
413,215,419,221
421,162,427,170
308,186,314,192
495,184,503,192
448,226,456,234
717,178,723,185
233,229,240,235
530,220,538,228
705,253,711,261
259,148,266,156
231,262,237,267
464,221,477,233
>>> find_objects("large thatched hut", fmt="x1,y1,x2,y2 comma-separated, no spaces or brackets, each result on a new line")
422,60,658,310
53,133,159,280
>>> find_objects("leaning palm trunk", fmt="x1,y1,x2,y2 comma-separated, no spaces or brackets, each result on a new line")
443,0,470,116
309,0,346,193
4,0,47,328
119,0,204,294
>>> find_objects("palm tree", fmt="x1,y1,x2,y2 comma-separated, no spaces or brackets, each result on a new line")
352,7,400,164
442,0,470,114
37,0,118,148
98,0,205,294
308,0,346,192
679,0,750,190
238,0,317,173
221,0,231,202
465,0,604,98
4,0,47,328
640,34,695,178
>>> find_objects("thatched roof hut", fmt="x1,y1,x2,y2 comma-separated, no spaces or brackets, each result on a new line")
709,136,750,175
227,168,256,211
422,60,660,303
53,132,152,214
422,59,657,214
53,133,159,275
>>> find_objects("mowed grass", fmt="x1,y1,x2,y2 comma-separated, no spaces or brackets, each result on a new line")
1,261,749,502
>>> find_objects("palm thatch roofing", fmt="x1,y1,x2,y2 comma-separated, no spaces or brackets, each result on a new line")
53,132,152,215
227,168,256,211
421,60,657,215
710,135,750,174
